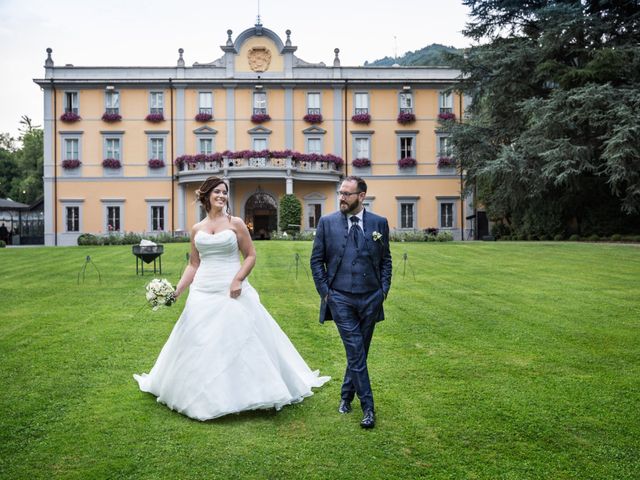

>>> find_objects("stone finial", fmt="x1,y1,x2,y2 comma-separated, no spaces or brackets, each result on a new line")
285,29,292,47
177,48,185,67
45,48,54,67
226,29,233,46
333,48,341,67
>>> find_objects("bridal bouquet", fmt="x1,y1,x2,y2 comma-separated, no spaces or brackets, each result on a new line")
145,278,176,310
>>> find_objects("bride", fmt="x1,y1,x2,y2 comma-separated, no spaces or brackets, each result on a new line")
134,176,330,421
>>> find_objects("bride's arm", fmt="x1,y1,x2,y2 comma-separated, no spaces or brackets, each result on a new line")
230,217,256,297
174,226,201,299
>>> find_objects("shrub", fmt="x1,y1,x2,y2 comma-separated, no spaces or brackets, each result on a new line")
279,194,302,234
103,234,123,245
270,230,293,240
611,234,622,242
517,234,527,241
436,231,454,242
588,234,600,242
527,234,539,241
0,240,6,248
569,234,580,241
632,235,640,243
122,232,142,244
491,222,511,239
77,234,103,246
553,234,564,241
539,234,551,241
390,230,426,242
295,230,316,241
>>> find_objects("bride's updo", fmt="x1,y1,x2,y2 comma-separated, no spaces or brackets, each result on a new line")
196,176,230,214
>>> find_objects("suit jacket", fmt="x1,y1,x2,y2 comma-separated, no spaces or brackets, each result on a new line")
310,209,392,323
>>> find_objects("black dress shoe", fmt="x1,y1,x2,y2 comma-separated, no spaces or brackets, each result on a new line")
360,409,375,429
338,400,352,414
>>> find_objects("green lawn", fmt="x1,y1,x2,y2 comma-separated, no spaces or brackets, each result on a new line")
1,241,639,479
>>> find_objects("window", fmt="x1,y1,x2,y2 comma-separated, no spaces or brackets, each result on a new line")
399,92,413,113
439,137,452,156
66,206,79,232
107,206,121,231
307,92,321,114
355,93,369,114
308,203,322,228
64,139,79,160
199,92,213,115
199,138,213,154
440,202,454,228
439,91,453,114
105,138,120,160
308,138,322,154
401,203,414,229
253,138,268,151
150,92,164,114
64,92,78,114
400,137,413,159
355,138,370,159
105,91,119,114
150,138,164,160
151,206,164,231
253,92,267,114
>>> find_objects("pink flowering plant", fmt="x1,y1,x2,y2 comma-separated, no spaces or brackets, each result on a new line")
437,156,457,168
102,158,122,169
352,158,371,168
145,113,165,122
195,113,213,122
397,112,416,124
60,112,80,122
437,112,456,121
251,113,271,123
148,159,165,169
303,113,323,124
62,159,81,169
351,113,371,124
102,112,122,122
397,157,417,168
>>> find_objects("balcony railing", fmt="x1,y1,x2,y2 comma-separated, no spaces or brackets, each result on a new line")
439,107,453,114
199,107,212,115
307,108,321,115
253,107,267,115
355,108,369,115
150,107,163,114
400,107,413,114
175,154,342,174
106,107,119,115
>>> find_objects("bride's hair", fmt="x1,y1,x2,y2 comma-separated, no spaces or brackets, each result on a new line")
196,176,230,215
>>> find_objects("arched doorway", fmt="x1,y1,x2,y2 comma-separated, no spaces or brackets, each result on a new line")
245,191,278,240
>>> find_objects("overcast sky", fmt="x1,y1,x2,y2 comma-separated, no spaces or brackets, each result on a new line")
0,0,471,140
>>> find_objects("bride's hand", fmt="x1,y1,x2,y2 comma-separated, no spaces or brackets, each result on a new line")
230,279,242,299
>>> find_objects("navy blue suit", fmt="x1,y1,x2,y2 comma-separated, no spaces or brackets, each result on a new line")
310,209,392,411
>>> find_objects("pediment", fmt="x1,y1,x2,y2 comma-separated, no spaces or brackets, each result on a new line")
193,126,218,134
302,126,327,135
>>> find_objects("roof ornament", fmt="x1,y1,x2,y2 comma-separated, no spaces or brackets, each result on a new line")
177,48,185,67
285,29,292,47
226,29,233,46
333,48,341,68
45,48,54,67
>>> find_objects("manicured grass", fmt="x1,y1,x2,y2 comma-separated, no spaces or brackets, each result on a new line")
1,241,639,479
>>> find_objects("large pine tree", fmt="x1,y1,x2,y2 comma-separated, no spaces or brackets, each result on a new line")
446,0,640,237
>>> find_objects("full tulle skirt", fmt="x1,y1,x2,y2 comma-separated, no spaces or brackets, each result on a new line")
134,284,330,421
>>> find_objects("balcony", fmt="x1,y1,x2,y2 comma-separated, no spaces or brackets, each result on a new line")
354,108,369,115
175,152,343,183
400,107,413,114
307,108,321,115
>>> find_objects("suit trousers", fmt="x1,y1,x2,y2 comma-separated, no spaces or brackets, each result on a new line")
327,288,384,412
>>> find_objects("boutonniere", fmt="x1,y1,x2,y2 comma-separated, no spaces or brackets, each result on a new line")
372,231,383,242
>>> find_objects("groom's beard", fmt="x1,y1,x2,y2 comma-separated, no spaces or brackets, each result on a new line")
340,198,361,215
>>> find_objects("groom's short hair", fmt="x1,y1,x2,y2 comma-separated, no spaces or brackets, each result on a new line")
344,176,367,193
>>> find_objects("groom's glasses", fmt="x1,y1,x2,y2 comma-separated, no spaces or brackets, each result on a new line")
338,191,360,197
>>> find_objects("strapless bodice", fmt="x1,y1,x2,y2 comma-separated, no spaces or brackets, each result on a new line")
191,229,244,293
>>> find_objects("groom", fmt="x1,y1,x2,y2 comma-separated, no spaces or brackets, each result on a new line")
310,176,392,429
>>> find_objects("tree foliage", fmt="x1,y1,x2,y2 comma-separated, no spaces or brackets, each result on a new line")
279,194,302,233
445,0,640,236
0,117,43,204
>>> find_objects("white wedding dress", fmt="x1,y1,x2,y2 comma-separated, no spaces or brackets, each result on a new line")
134,229,330,421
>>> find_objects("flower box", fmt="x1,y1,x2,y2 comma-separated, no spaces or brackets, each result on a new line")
397,112,416,124
102,112,122,122
437,112,456,121
60,112,80,122
251,113,271,123
195,113,213,122
148,159,165,169
351,113,371,124
397,157,417,168
145,113,165,122
61,159,81,169
102,158,122,169
437,156,456,168
352,158,371,168
303,113,323,124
